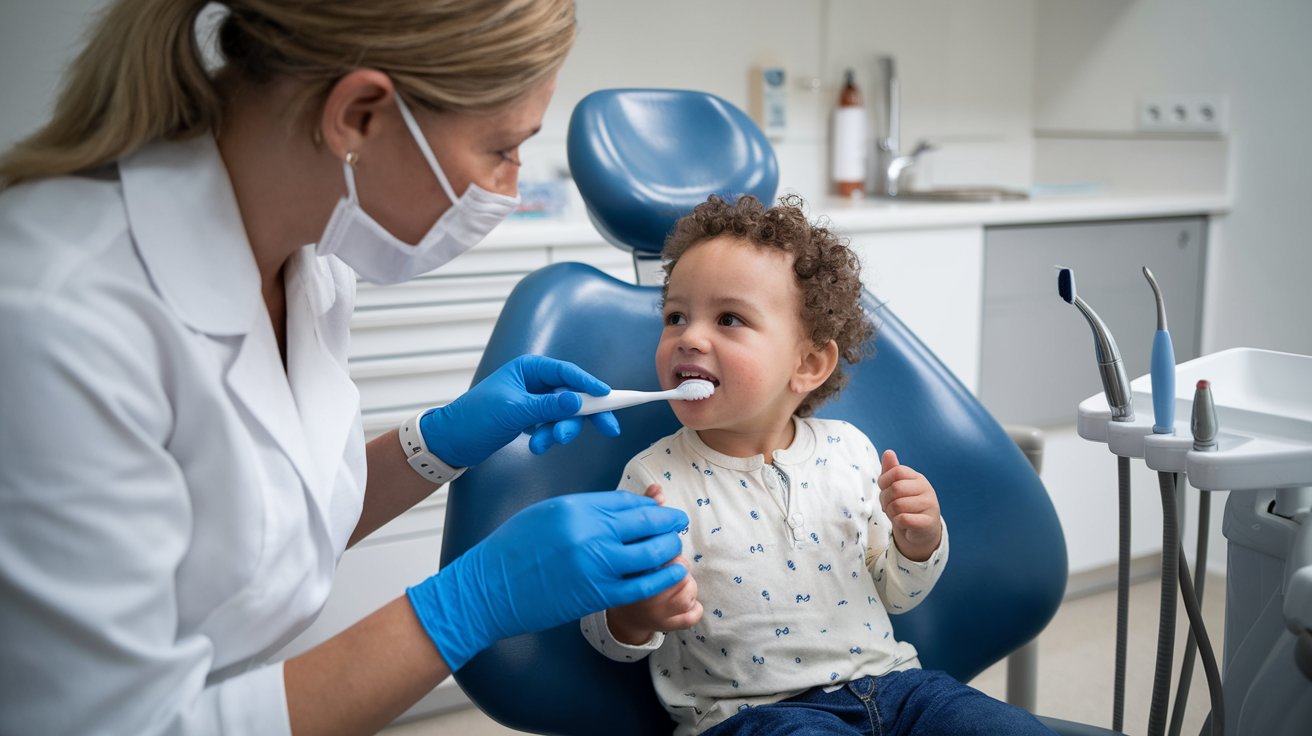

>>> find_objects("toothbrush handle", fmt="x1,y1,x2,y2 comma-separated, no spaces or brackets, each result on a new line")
576,390,661,417
1151,329,1176,433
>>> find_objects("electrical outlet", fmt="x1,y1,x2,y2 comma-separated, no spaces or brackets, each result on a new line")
1137,94,1227,134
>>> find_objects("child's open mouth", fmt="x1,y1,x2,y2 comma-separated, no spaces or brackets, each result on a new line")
676,367,720,387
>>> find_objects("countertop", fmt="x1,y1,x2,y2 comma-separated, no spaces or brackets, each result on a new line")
481,190,1231,249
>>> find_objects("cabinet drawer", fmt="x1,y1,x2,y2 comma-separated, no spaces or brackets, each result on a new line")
350,351,481,412
980,217,1205,427
418,243,548,277
349,303,502,360
846,227,985,393
355,273,525,309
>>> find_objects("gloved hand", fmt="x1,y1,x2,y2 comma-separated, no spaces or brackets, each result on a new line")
420,355,621,467
406,491,690,671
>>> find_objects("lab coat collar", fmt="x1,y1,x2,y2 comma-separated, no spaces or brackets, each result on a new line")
122,135,356,523
119,134,260,337
285,247,360,497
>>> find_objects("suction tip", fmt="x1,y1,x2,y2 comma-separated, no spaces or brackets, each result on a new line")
1197,379,1210,390
676,379,715,400
1056,267,1074,304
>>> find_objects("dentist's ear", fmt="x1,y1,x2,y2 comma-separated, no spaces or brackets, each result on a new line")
790,339,839,394
317,69,396,162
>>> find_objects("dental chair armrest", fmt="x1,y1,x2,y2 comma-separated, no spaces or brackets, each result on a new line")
1005,424,1045,474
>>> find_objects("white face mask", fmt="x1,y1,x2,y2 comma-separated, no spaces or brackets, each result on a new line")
315,94,521,285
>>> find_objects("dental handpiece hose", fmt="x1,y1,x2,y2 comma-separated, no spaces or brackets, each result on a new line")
1148,471,1181,736
1143,267,1179,736
1167,380,1225,736
1056,267,1133,732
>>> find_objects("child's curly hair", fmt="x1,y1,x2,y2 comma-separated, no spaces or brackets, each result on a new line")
660,193,874,417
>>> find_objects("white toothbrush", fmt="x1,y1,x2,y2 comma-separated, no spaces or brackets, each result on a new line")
574,379,716,416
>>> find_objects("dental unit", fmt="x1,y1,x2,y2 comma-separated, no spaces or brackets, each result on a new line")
1061,265,1312,736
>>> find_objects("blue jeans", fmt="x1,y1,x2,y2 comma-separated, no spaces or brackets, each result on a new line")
701,669,1056,736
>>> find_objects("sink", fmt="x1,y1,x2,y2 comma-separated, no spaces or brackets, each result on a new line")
876,187,1028,202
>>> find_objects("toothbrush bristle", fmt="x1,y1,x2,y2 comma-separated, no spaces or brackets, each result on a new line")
679,379,715,400
1056,267,1075,304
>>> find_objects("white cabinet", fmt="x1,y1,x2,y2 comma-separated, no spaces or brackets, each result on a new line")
979,217,1208,574
845,226,985,393
979,217,1205,427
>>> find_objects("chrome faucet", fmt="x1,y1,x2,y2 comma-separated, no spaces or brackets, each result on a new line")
875,56,934,196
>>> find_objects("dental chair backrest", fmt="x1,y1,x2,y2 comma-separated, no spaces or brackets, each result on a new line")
441,89,1069,736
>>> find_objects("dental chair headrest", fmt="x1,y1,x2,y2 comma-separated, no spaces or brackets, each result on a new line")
567,88,780,255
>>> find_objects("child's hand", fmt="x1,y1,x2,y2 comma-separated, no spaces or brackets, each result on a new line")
643,482,666,506
607,553,703,645
877,449,943,562
607,483,703,645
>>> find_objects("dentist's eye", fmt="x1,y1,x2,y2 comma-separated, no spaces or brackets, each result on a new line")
718,313,744,327
499,148,521,165
665,312,687,326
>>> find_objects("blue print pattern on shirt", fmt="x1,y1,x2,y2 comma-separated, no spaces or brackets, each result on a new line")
588,418,948,736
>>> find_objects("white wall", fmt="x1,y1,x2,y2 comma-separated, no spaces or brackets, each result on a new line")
533,0,1037,199
1033,0,1312,358
1,0,1038,203
0,0,104,152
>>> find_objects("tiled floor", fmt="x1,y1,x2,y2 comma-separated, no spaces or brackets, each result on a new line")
385,574,1226,735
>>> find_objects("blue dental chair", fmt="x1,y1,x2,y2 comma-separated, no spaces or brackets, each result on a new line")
441,89,1114,735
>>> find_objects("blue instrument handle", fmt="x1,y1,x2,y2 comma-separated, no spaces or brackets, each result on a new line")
1151,329,1176,433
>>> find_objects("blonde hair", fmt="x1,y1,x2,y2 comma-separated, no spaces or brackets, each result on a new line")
0,0,575,189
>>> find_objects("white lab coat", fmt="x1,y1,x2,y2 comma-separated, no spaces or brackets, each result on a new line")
0,135,367,734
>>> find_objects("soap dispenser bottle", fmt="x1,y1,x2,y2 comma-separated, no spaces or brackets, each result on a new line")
831,69,867,198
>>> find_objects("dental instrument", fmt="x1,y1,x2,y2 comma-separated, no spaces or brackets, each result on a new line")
1057,267,1133,422
1190,380,1218,451
1137,269,1228,736
1057,265,1134,732
1144,268,1176,434
574,379,715,417
1143,265,1180,736
1168,380,1225,736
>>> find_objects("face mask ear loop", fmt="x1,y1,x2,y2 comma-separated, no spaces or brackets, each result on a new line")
394,92,460,205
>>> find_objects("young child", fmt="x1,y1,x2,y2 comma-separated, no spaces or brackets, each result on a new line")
580,194,1055,735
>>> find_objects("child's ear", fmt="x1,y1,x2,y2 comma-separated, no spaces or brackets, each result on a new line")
791,339,839,394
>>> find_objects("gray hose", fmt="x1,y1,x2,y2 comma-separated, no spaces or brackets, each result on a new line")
1148,472,1181,736
1168,482,1209,736
1173,530,1225,736
1113,456,1131,732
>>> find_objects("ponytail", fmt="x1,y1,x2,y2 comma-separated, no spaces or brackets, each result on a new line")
0,0,219,189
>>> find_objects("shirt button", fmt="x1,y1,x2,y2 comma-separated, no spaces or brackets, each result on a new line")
788,513,803,528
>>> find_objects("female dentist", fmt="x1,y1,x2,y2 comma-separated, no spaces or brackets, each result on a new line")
0,1,689,733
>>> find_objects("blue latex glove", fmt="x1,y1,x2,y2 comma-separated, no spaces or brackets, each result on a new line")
406,491,690,671
420,355,621,467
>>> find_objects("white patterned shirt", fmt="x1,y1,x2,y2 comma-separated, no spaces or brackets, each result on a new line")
581,416,949,735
